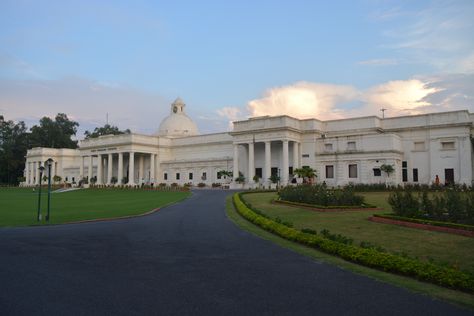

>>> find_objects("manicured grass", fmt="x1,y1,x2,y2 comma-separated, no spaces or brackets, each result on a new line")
225,195,474,310
244,192,474,274
0,187,191,227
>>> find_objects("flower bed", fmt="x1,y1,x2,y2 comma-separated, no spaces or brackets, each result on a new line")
273,199,380,212
233,192,474,293
370,214,474,237
278,184,365,207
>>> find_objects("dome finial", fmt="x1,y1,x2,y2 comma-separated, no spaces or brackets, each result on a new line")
171,97,185,114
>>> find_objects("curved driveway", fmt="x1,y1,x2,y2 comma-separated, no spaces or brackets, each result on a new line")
0,190,471,315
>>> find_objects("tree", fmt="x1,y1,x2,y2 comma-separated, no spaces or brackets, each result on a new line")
235,172,245,184
53,175,62,183
29,113,79,149
0,115,30,185
84,124,130,139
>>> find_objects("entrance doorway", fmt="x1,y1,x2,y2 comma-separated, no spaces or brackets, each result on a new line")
444,168,454,185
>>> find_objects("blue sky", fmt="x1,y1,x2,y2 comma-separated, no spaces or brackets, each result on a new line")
1,0,473,136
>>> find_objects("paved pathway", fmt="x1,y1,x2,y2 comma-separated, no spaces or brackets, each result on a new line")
0,190,472,315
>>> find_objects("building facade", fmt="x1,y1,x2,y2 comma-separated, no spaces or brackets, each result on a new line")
23,98,474,187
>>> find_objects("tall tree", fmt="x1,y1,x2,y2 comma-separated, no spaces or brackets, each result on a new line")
84,124,130,139
0,115,30,184
29,113,79,148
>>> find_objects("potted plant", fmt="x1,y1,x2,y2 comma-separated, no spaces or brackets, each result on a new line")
269,174,280,189
380,164,394,187
294,166,316,184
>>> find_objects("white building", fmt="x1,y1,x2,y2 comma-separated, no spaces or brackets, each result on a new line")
23,98,474,187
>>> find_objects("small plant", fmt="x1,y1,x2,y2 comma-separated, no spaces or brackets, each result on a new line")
293,166,316,183
197,182,206,187
235,172,245,184
269,174,280,184
53,175,62,183
253,174,260,183
111,176,118,185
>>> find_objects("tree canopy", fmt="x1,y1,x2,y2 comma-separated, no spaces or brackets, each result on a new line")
29,113,79,149
0,116,30,184
84,124,130,139
0,113,79,185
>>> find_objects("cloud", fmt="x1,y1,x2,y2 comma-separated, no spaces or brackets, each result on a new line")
229,76,473,123
247,81,360,120
360,79,440,116
0,76,169,137
376,1,474,73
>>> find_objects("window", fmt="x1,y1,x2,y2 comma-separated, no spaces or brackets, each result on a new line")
325,143,333,151
373,168,381,176
348,164,357,178
164,173,168,180
176,173,180,180
288,167,293,175
402,161,407,182
65,177,68,182
202,172,207,180
414,142,425,151
255,168,262,178
347,141,356,150
271,167,278,177
217,172,221,179
189,173,193,180
302,154,310,158
413,168,418,182
441,141,455,150
325,165,334,179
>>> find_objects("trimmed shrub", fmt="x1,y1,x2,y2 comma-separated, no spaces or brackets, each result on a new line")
278,184,365,207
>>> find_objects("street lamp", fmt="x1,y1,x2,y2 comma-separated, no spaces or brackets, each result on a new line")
37,165,45,221
45,158,53,221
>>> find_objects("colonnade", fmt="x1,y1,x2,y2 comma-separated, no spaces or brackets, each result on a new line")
233,140,300,185
80,152,158,186
25,160,57,185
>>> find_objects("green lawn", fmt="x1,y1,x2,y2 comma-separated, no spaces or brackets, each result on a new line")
243,192,474,274
0,187,191,227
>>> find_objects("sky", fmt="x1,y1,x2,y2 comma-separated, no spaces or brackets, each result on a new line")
0,0,473,137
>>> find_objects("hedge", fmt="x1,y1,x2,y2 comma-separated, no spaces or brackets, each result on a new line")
275,199,377,210
233,192,474,293
373,214,474,232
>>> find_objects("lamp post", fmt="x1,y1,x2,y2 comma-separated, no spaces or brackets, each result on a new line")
45,158,53,221
37,165,45,221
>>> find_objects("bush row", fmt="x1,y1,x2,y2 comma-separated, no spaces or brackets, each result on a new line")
278,184,365,206
275,199,376,209
344,183,474,192
388,189,474,224
233,192,474,292
373,214,474,232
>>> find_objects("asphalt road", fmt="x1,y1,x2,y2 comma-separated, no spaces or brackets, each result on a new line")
0,190,472,315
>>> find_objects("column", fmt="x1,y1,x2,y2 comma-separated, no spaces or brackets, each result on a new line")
79,157,84,180
128,152,135,185
139,155,144,184
248,142,255,183
107,153,113,185
265,141,271,184
150,154,155,183
35,161,40,185
24,161,29,185
88,156,93,182
293,142,299,169
282,140,289,184
97,154,103,184
233,144,239,181
118,153,123,185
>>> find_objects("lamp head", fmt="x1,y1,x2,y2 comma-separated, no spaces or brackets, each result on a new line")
46,158,53,166
38,166,45,172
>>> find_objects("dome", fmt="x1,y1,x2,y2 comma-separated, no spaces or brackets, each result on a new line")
157,98,199,137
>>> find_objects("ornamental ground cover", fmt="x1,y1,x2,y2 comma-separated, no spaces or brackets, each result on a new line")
234,192,474,292
242,191,474,275
278,184,365,206
0,187,190,227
